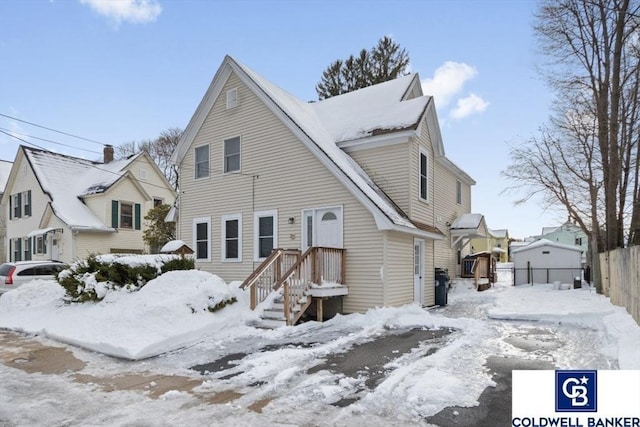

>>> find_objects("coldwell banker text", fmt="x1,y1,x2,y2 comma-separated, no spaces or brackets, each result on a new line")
511,418,640,427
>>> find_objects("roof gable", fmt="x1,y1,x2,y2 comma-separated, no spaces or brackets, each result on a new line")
173,55,435,235
21,146,144,231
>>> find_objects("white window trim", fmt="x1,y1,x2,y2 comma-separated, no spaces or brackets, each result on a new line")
223,136,241,174
418,147,430,204
221,214,242,262
193,216,211,262
254,209,278,261
194,144,210,179
226,88,238,109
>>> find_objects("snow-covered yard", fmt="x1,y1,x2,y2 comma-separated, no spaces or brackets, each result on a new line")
0,264,638,426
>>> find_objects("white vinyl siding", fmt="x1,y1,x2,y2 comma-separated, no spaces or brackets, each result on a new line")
193,217,211,262
223,136,241,173
222,214,242,262
178,71,384,313
254,210,277,261
347,142,410,213
194,144,209,179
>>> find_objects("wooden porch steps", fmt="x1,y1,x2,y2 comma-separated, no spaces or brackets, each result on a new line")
241,247,346,327
254,294,311,329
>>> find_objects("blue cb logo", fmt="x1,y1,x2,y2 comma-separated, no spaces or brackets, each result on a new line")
555,370,597,412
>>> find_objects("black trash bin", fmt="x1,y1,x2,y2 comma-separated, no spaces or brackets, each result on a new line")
573,276,582,289
435,268,449,306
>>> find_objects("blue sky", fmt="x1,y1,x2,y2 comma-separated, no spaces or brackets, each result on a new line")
0,0,563,239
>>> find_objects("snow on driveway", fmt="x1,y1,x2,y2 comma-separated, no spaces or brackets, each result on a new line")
0,267,638,426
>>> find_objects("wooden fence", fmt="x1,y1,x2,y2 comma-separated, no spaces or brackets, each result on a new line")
599,245,640,326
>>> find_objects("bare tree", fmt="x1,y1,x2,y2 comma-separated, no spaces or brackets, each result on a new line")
117,128,182,190
532,0,640,251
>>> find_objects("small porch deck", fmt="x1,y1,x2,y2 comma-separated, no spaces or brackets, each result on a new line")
240,247,347,326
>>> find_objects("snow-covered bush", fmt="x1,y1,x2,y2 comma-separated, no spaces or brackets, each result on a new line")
57,254,194,302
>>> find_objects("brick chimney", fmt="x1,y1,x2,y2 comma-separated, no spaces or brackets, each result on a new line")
103,144,114,163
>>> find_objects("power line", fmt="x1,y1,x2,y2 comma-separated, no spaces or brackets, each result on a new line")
0,129,48,151
0,112,108,147
0,127,102,155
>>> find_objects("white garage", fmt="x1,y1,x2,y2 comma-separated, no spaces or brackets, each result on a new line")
512,239,583,285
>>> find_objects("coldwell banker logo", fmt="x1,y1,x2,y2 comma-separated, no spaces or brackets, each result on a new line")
555,370,597,412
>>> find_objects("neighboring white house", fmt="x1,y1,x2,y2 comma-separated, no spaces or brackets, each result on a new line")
172,55,481,321
0,159,13,263
2,145,176,264
539,220,589,265
512,239,583,285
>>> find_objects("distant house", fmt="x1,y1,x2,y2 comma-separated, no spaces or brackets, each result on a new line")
2,145,176,264
0,159,13,263
171,55,482,324
470,228,510,263
539,220,588,265
512,239,583,285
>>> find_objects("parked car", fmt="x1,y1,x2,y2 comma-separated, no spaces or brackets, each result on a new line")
0,260,67,294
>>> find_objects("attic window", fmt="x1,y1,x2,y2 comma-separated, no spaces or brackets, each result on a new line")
226,88,238,109
139,168,147,180
542,250,550,254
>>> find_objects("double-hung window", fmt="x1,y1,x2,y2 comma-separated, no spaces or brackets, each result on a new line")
254,210,277,260
456,180,462,205
419,148,429,202
193,217,211,261
195,145,209,179
22,191,31,217
23,238,32,261
224,137,240,173
222,214,242,262
120,202,133,229
36,235,46,255
11,193,22,219
111,200,141,230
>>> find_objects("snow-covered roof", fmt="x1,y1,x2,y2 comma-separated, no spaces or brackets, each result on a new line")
310,74,428,143
451,213,484,230
489,229,508,239
0,159,12,193
511,238,583,254
232,57,419,231
160,240,188,252
23,146,141,231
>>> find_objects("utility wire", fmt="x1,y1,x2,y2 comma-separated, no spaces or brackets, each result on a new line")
0,129,48,151
0,112,108,147
0,127,102,155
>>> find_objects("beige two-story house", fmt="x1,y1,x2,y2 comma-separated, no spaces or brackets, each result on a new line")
172,56,479,322
2,145,176,264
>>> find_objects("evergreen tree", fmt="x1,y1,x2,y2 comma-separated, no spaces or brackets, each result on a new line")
316,36,410,100
142,204,176,252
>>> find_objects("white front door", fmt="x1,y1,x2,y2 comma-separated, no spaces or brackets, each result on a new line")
315,207,342,248
50,236,58,260
414,238,424,305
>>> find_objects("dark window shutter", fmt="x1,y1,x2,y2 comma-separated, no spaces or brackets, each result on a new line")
32,237,35,254
26,190,31,216
111,200,119,228
9,195,12,220
9,239,12,261
134,203,141,230
16,239,22,261
44,237,47,254
16,193,21,218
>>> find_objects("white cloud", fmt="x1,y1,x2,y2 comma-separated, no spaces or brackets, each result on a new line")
79,0,162,24
420,62,477,108
449,93,490,120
